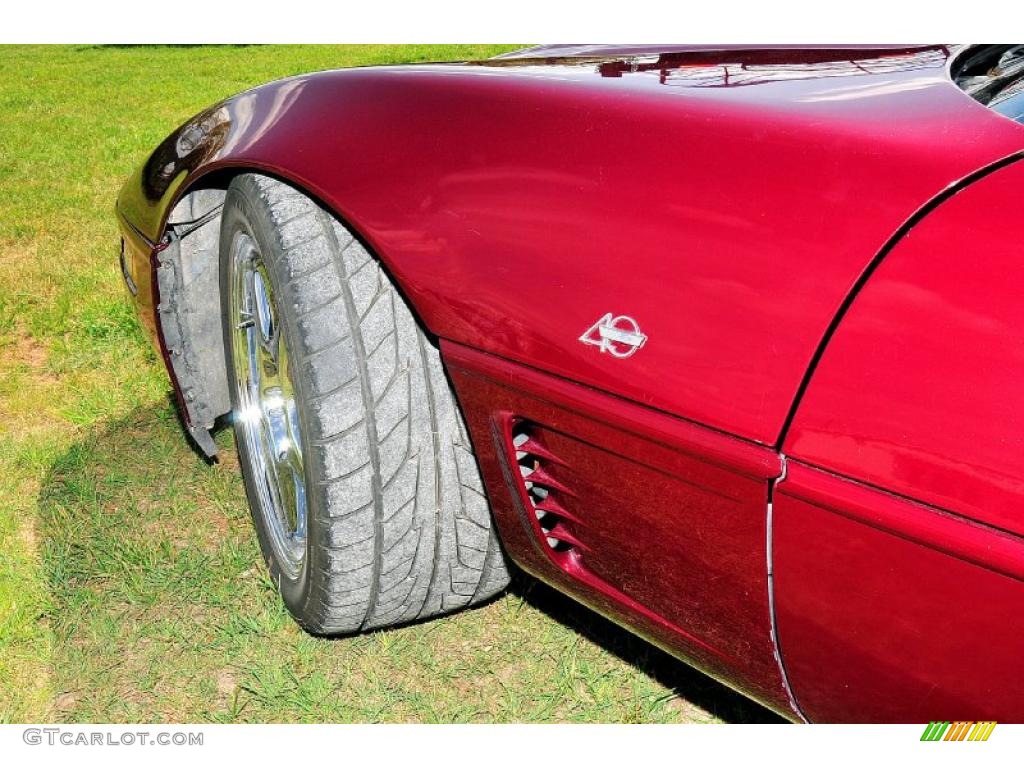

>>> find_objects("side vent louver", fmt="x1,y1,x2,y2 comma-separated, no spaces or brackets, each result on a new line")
510,421,585,556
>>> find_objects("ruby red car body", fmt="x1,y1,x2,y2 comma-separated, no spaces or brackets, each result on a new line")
116,44,1024,722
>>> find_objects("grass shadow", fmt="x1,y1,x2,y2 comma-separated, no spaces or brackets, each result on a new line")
507,572,784,723
37,399,783,723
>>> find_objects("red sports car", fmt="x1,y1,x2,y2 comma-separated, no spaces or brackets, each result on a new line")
115,43,1024,723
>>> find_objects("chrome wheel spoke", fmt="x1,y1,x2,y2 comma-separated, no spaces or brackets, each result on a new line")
229,233,308,577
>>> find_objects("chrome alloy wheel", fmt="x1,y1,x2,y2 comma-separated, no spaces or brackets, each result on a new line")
228,232,307,577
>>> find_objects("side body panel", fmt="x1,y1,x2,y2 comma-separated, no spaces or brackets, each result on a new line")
774,464,1024,722
777,160,1024,721
117,47,1024,445
443,342,794,717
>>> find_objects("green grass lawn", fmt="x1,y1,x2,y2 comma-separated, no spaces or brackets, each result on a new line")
0,44,778,723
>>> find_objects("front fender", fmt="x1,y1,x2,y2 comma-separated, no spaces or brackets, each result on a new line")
117,51,1024,445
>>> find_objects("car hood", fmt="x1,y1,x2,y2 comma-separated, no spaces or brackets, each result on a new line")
494,43,931,60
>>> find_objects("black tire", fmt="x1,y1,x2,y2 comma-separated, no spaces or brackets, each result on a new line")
220,173,509,633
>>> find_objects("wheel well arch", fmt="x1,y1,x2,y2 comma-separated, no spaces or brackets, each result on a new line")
158,165,436,457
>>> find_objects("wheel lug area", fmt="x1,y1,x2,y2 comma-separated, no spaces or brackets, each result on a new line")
262,387,293,462
252,269,275,344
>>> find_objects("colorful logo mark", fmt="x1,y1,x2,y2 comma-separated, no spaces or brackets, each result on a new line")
921,721,996,741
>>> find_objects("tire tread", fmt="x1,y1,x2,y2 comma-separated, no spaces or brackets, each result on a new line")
228,173,509,634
